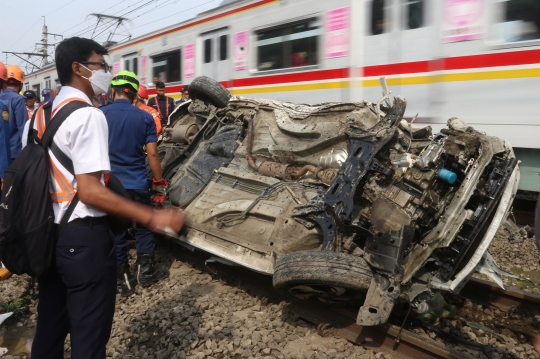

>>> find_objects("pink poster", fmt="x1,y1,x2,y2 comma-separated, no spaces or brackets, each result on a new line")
184,44,195,78
113,62,120,75
139,56,148,85
325,7,350,58
233,31,248,71
442,0,484,42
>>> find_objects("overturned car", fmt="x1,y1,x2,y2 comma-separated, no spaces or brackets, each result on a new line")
158,76,519,326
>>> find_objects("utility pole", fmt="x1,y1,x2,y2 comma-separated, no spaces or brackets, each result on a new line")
35,16,63,67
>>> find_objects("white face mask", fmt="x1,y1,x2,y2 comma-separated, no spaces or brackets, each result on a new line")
80,64,114,96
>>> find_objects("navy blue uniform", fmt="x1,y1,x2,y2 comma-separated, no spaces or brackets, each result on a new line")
101,99,158,264
0,88,28,160
0,100,11,180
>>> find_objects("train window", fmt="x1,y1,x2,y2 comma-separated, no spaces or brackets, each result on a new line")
371,0,387,35
132,58,138,76
152,50,181,83
407,0,424,29
219,35,228,61
256,19,320,71
124,59,130,71
204,39,213,63
492,0,540,43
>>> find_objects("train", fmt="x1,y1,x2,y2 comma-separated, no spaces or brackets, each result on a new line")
23,0,540,191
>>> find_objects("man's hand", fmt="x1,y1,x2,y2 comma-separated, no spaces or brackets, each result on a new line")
152,178,168,203
146,208,185,234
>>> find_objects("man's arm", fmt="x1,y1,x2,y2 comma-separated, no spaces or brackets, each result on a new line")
76,172,183,232
146,142,162,181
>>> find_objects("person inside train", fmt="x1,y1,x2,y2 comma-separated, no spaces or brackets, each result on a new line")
0,65,27,162
147,81,175,126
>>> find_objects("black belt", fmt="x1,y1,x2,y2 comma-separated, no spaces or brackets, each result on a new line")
67,216,109,227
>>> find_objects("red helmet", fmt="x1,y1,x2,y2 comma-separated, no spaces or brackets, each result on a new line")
0,62,7,81
138,84,148,99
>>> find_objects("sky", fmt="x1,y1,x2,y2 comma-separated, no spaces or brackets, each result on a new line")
0,0,223,73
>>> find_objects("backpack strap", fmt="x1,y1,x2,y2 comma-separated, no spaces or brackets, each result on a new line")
40,101,93,235
27,101,53,146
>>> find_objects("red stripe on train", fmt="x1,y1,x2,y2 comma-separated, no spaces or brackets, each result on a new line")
364,49,540,76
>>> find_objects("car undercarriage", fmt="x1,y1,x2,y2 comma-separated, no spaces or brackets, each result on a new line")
155,76,520,326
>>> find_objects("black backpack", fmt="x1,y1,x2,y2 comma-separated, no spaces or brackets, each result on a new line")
0,101,129,277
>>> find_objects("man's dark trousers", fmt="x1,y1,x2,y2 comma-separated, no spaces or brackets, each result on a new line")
116,189,155,265
32,218,116,359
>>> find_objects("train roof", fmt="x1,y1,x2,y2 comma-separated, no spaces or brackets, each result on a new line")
107,0,252,52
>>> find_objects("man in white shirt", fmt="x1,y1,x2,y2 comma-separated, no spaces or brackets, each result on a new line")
30,37,185,359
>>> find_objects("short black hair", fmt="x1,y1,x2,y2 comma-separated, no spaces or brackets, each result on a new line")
55,37,108,86
156,81,166,89
182,86,189,92
6,79,21,87
112,86,136,102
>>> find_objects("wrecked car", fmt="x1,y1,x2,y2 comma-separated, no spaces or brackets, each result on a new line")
157,76,520,326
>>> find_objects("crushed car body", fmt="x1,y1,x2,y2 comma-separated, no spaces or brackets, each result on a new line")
158,76,520,326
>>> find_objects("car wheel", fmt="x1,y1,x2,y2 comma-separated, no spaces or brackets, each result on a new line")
273,251,373,304
188,76,231,108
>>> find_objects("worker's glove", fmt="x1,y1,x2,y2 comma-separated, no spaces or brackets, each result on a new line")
152,178,168,203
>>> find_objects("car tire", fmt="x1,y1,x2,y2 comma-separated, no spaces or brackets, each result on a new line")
273,251,373,303
188,76,231,108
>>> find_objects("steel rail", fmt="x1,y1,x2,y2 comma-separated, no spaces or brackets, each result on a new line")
460,277,540,314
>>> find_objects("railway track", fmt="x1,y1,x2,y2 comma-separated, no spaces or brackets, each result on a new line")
172,239,539,359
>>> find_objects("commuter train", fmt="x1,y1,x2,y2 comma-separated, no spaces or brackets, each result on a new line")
24,0,540,191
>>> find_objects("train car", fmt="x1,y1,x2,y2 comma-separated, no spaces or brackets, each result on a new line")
24,0,540,191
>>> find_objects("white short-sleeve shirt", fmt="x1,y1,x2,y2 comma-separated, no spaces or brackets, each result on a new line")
34,86,111,223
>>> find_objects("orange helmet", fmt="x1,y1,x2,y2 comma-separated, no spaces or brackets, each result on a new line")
138,84,148,99
6,65,25,83
0,62,7,81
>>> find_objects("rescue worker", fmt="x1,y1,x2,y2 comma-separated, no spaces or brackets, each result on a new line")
0,65,28,162
147,81,175,127
175,86,190,106
24,90,38,119
101,70,169,297
41,87,56,103
134,84,162,135
29,37,184,358
0,79,11,281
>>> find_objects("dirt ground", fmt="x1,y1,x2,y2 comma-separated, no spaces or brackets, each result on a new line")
1,224,539,359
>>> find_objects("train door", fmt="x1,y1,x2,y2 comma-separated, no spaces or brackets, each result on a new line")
395,0,434,119
363,0,396,102
362,0,434,119
201,28,230,82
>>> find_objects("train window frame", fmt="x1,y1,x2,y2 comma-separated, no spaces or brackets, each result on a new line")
204,38,213,63
370,0,388,35
406,0,424,30
254,16,321,74
122,52,139,77
219,34,228,61
488,0,540,49
151,49,182,84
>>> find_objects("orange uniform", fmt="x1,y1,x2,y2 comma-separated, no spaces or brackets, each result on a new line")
138,103,162,136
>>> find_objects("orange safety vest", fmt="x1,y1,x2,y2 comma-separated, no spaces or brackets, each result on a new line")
138,103,162,135
34,98,87,203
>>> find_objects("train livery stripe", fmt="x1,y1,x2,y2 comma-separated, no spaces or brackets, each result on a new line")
230,80,349,95
111,0,278,51
362,68,540,87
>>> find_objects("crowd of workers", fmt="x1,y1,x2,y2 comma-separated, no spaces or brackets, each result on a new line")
0,37,187,358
